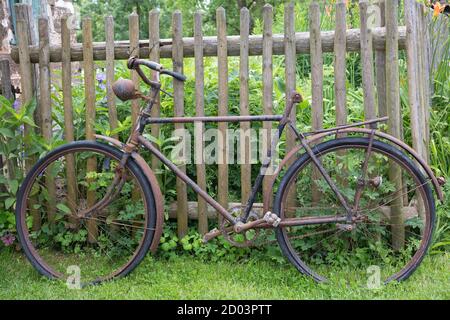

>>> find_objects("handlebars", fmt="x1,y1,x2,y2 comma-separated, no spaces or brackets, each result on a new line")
127,57,187,85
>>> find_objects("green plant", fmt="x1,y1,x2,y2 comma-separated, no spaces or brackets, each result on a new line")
0,97,46,247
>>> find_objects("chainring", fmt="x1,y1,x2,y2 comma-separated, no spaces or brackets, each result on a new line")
219,206,263,248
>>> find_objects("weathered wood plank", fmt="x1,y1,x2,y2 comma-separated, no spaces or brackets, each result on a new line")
262,4,273,208
359,0,376,123
334,0,347,127
405,0,423,159
38,17,56,224
216,7,229,216
375,0,387,118
285,2,297,216
105,15,118,139
0,60,13,100
129,12,140,127
240,7,251,207
309,1,323,205
16,6,39,230
82,17,98,243
194,11,208,235
172,11,188,239
416,3,430,163
149,9,161,174
385,0,404,250
61,16,78,226
11,27,408,63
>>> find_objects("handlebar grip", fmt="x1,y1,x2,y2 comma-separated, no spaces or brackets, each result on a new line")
128,57,162,72
128,57,186,82
161,69,187,82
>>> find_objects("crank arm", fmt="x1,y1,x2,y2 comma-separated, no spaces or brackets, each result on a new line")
202,226,233,243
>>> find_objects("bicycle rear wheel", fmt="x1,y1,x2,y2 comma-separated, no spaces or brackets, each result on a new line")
16,141,157,286
274,137,435,284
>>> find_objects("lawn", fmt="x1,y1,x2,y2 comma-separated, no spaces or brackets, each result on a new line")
0,250,448,299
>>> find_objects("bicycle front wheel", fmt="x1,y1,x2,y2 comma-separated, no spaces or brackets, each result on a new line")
16,141,157,286
274,137,435,284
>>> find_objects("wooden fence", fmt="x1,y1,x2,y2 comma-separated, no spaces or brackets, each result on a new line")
1,0,435,238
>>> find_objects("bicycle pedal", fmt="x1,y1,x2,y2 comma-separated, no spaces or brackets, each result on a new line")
263,211,281,227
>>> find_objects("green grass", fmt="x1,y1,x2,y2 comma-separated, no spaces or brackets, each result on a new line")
0,250,449,299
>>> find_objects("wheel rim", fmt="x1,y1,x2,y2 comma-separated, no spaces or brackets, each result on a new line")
17,146,152,285
277,142,433,285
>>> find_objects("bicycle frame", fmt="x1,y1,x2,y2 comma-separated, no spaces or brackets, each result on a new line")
119,83,360,232
98,72,443,238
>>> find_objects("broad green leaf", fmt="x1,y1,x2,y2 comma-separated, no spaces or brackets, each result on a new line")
9,180,19,194
5,197,15,210
0,128,14,138
56,203,72,214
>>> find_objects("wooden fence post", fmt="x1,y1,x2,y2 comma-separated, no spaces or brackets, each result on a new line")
105,15,118,139
405,0,424,160
385,0,404,250
61,16,78,225
334,0,347,128
0,60,13,100
38,17,56,224
129,12,140,127
309,1,323,205
0,59,12,191
284,2,297,216
194,11,208,235
375,0,387,118
82,17,98,243
149,9,161,174
15,4,40,230
15,4,39,127
262,4,273,208
172,10,188,238
216,7,229,218
416,3,431,163
359,0,376,123
240,7,251,207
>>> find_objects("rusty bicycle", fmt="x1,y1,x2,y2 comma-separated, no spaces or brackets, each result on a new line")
16,57,443,286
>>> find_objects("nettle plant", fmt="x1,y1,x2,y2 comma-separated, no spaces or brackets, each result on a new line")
0,96,47,248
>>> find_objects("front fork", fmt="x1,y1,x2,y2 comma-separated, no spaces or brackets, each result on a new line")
78,82,161,219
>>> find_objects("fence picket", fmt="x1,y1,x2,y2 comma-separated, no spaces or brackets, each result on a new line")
405,0,423,160
194,11,208,235
216,7,229,217
334,0,347,127
149,9,161,173
385,0,404,251
172,11,188,238
359,0,376,123
284,2,297,216
375,0,387,118
105,15,118,139
61,16,78,227
240,7,251,207
0,60,13,100
82,17,98,243
309,1,323,205
129,12,140,127
15,4,39,230
38,17,56,223
262,4,273,209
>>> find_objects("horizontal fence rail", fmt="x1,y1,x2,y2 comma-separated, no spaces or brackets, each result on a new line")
10,26,407,63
